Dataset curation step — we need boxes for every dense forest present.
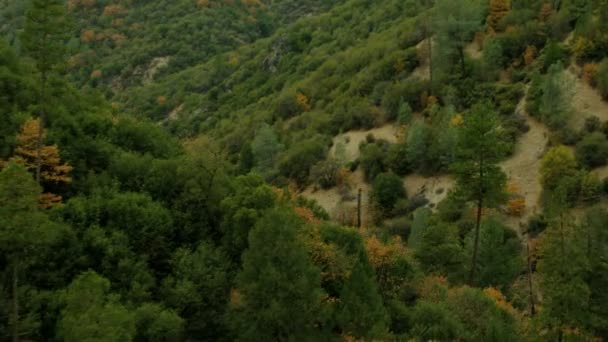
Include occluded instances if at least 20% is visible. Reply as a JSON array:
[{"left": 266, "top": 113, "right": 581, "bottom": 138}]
[{"left": 1, "top": 0, "right": 608, "bottom": 340}]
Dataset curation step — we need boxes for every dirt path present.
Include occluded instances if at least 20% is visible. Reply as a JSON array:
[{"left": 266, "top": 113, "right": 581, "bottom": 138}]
[
  {"left": 568, "top": 69, "right": 608, "bottom": 129},
  {"left": 500, "top": 91, "right": 549, "bottom": 228}
]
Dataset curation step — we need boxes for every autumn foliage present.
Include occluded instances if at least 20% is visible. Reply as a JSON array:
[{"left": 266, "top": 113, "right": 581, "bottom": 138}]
[
  {"left": 7, "top": 118, "right": 72, "bottom": 207},
  {"left": 487, "top": 0, "right": 510, "bottom": 31}
]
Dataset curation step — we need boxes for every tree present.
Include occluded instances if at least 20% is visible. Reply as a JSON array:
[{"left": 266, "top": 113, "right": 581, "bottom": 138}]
[
  {"left": 453, "top": 103, "right": 507, "bottom": 285},
  {"left": 336, "top": 259, "right": 388, "bottom": 339},
  {"left": 583, "top": 208, "right": 608, "bottom": 338},
  {"left": 407, "top": 121, "right": 431, "bottom": 171},
  {"left": 540, "top": 145, "right": 578, "bottom": 190},
  {"left": 465, "top": 218, "right": 522, "bottom": 290},
  {"left": 251, "top": 124, "right": 283, "bottom": 181},
  {"left": 411, "top": 301, "right": 463, "bottom": 341},
  {"left": 21, "top": 0, "right": 70, "bottom": 184},
  {"left": 372, "top": 172, "right": 406, "bottom": 213},
  {"left": 488, "top": 0, "right": 511, "bottom": 31},
  {"left": 537, "top": 187, "right": 590, "bottom": 340},
  {"left": 0, "top": 40, "right": 31, "bottom": 159},
  {"left": 434, "top": 0, "right": 483, "bottom": 76},
  {"left": 220, "top": 174, "right": 276, "bottom": 262},
  {"left": 360, "top": 142, "right": 387, "bottom": 182},
  {"left": 0, "top": 163, "right": 60, "bottom": 342},
  {"left": 58, "top": 271, "right": 136, "bottom": 342},
  {"left": 230, "top": 208, "right": 327, "bottom": 341},
  {"left": 161, "top": 242, "right": 231, "bottom": 339},
  {"left": 540, "top": 62, "right": 574, "bottom": 129},
  {"left": 134, "top": 303, "right": 184, "bottom": 342},
  {"left": 415, "top": 220, "right": 466, "bottom": 283},
  {"left": 10, "top": 118, "right": 72, "bottom": 208},
  {"left": 575, "top": 132, "right": 608, "bottom": 168}
]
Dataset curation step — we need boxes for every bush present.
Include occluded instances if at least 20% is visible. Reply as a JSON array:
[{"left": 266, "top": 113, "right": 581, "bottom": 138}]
[
  {"left": 580, "top": 172, "right": 602, "bottom": 202},
  {"left": 360, "top": 142, "right": 388, "bottom": 182},
  {"left": 278, "top": 139, "right": 327, "bottom": 186},
  {"left": 386, "top": 143, "right": 410, "bottom": 176},
  {"left": 596, "top": 58, "right": 608, "bottom": 100},
  {"left": 372, "top": 172, "right": 407, "bottom": 213},
  {"left": 575, "top": 132, "right": 608, "bottom": 168},
  {"left": 309, "top": 158, "right": 341, "bottom": 189}
]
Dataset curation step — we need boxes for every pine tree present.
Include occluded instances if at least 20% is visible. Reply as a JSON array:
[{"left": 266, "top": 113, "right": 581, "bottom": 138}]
[
  {"left": 453, "top": 102, "right": 507, "bottom": 286},
  {"left": 0, "top": 163, "right": 60, "bottom": 341},
  {"left": 230, "top": 208, "right": 327, "bottom": 341},
  {"left": 336, "top": 258, "right": 388, "bottom": 339},
  {"left": 537, "top": 187, "right": 590, "bottom": 340},
  {"left": 59, "top": 271, "right": 136, "bottom": 342},
  {"left": 20, "top": 0, "right": 70, "bottom": 183}
]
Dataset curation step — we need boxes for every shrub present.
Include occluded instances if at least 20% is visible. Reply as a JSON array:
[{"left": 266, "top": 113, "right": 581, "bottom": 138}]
[
  {"left": 309, "top": 158, "right": 341, "bottom": 189},
  {"left": 580, "top": 172, "right": 602, "bottom": 202},
  {"left": 596, "top": 58, "right": 608, "bottom": 100},
  {"left": 360, "top": 142, "right": 388, "bottom": 182},
  {"left": 372, "top": 172, "right": 407, "bottom": 213},
  {"left": 575, "top": 132, "right": 608, "bottom": 168},
  {"left": 278, "top": 139, "right": 327, "bottom": 186}
]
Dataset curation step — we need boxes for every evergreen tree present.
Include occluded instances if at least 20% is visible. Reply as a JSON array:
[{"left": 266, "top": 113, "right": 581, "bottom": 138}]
[
  {"left": 434, "top": 0, "right": 483, "bottom": 76},
  {"left": 466, "top": 218, "right": 522, "bottom": 290},
  {"left": 58, "top": 271, "right": 136, "bottom": 342},
  {"left": 251, "top": 124, "right": 283, "bottom": 181},
  {"left": 20, "top": 0, "right": 70, "bottom": 183},
  {"left": 230, "top": 208, "right": 327, "bottom": 341},
  {"left": 0, "top": 163, "right": 61, "bottom": 342},
  {"left": 336, "top": 258, "right": 388, "bottom": 340},
  {"left": 537, "top": 187, "right": 590, "bottom": 340},
  {"left": 540, "top": 62, "right": 574, "bottom": 129},
  {"left": 453, "top": 102, "right": 507, "bottom": 286}
]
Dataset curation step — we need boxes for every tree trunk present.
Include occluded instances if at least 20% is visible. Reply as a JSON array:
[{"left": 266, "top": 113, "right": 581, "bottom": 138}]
[
  {"left": 12, "top": 262, "right": 19, "bottom": 342},
  {"left": 35, "top": 71, "right": 47, "bottom": 184},
  {"left": 458, "top": 46, "right": 466, "bottom": 77},
  {"left": 468, "top": 194, "right": 483, "bottom": 285},
  {"left": 468, "top": 155, "right": 484, "bottom": 285},
  {"left": 357, "top": 188, "right": 362, "bottom": 228}
]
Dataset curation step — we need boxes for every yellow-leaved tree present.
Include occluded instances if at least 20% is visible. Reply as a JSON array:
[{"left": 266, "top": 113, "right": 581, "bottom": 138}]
[{"left": 9, "top": 118, "right": 72, "bottom": 207}]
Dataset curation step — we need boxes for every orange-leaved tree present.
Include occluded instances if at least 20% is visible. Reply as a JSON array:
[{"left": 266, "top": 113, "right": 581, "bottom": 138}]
[{"left": 10, "top": 118, "right": 72, "bottom": 207}]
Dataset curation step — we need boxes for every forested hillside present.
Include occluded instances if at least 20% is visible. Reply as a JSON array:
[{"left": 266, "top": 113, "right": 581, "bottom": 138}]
[{"left": 1, "top": 0, "right": 608, "bottom": 341}]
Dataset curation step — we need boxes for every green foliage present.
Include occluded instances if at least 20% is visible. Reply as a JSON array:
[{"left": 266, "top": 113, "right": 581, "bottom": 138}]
[
  {"left": 21, "top": 0, "right": 71, "bottom": 74},
  {"left": 59, "top": 271, "right": 136, "bottom": 342},
  {"left": 407, "top": 121, "right": 432, "bottom": 172},
  {"left": 230, "top": 208, "right": 327, "bottom": 341},
  {"left": 360, "top": 141, "right": 388, "bottom": 182},
  {"left": 278, "top": 138, "right": 327, "bottom": 186},
  {"left": 411, "top": 301, "right": 463, "bottom": 341},
  {"left": 454, "top": 102, "right": 508, "bottom": 209},
  {"left": 596, "top": 58, "right": 608, "bottom": 100},
  {"left": 540, "top": 145, "right": 578, "bottom": 190},
  {"left": 372, "top": 172, "right": 407, "bottom": 213},
  {"left": 134, "top": 303, "right": 184, "bottom": 342},
  {"left": 575, "top": 132, "right": 608, "bottom": 168},
  {"left": 161, "top": 242, "right": 231, "bottom": 339},
  {"left": 537, "top": 193, "right": 590, "bottom": 338},
  {"left": 414, "top": 220, "right": 466, "bottom": 283},
  {"left": 465, "top": 218, "right": 522, "bottom": 290},
  {"left": 251, "top": 124, "right": 283, "bottom": 181},
  {"left": 220, "top": 174, "right": 276, "bottom": 262},
  {"left": 540, "top": 62, "right": 574, "bottom": 129},
  {"left": 336, "top": 260, "right": 388, "bottom": 339}
]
